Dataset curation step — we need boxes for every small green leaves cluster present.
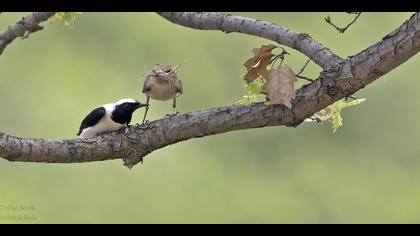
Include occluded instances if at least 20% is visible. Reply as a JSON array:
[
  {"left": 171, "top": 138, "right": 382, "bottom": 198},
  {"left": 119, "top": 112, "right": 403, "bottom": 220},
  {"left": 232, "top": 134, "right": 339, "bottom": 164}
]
[
  {"left": 235, "top": 76, "right": 265, "bottom": 105},
  {"left": 306, "top": 98, "right": 366, "bottom": 132},
  {"left": 50, "top": 12, "right": 82, "bottom": 28}
]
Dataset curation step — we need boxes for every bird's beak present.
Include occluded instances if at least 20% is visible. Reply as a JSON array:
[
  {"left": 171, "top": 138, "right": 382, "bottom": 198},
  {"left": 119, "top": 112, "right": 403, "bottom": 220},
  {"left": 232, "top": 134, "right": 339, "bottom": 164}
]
[{"left": 137, "top": 103, "right": 149, "bottom": 108}]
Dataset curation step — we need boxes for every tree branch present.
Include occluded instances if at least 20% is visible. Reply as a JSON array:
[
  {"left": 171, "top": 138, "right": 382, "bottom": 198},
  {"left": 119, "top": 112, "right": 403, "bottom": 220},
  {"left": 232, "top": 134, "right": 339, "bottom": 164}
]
[
  {"left": 0, "top": 12, "right": 56, "bottom": 55},
  {"left": 156, "top": 12, "right": 344, "bottom": 70},
  {"left": 1, "top": 13, "right": 420, "bottom": 168}
]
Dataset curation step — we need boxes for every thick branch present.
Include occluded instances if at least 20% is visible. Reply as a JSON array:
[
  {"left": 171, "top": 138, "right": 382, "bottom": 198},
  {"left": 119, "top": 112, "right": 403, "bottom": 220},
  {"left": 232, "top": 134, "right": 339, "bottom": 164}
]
[
  {"left": 0, "top": 12, "right": 56, "bottom": 55},
  {"left": 157, "top": 12, "right": 344, "bottom": 70},
  {"left": 1, "top": 13, "right": 420, "bottom": 168}
]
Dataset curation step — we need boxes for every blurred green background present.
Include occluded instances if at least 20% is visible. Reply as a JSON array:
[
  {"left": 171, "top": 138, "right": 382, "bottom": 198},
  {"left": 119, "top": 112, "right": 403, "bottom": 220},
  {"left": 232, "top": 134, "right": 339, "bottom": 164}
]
[{"left": 0, "top": 12, "right": 419, "bottom": 224}]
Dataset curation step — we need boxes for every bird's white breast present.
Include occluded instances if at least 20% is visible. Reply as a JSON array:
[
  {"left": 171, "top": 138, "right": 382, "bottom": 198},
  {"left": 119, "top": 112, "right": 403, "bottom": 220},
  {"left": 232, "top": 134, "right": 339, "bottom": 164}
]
[{"left": 79, "top": 104, "right": 126, "bottom": 138}]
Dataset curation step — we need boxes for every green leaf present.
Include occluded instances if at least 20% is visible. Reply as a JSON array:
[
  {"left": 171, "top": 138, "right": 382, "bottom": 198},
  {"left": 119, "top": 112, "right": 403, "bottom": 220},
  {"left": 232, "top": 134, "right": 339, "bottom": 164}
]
[
  {"left": 330, "top": 108, "right": 343, "bottom": 133},
  {"left": 50, "top": 12, "right": 82, "bottom": 29},
  {"left": 244, "top": 79, "right": 264, "bottom": 95},
  {"left": 235, "top": 77, "right": 265, "bottom": 105},
  {"left": 329, "top": 98, "right": 366, "bottom": 132},
  {"left": 235, "top": 95, "right": 260, "bottom": 105}
]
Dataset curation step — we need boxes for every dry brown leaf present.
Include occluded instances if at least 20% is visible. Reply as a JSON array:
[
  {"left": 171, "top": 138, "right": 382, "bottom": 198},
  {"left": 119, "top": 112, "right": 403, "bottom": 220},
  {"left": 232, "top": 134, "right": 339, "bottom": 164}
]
[
  {"left": 261, "top": 64, "right": 297, "bottom": 109},
  {"left": 243, "top": 44, "right": 277, "bottom": 83}
]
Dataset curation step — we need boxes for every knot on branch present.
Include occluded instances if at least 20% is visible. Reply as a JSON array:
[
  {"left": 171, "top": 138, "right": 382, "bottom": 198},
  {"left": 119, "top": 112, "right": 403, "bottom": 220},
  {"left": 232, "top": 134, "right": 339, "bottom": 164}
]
[
  {"left": 326, "top": 84, "right": 340, "bottom": 98},
  {"left": 117, "top": 128, "right": 151, "bottom": 169},
  {"left": 15, "top": 16, "right": 45, "bottom": 39},
  {"left": 123, "top": 148, "right": 149, "bottom": 169}
]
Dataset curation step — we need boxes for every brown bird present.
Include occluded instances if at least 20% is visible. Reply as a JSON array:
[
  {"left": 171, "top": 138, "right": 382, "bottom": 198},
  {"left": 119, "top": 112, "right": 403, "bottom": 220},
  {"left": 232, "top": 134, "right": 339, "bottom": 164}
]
[{"left": 142, "top": 63, "right": 183, "bottom": 123}]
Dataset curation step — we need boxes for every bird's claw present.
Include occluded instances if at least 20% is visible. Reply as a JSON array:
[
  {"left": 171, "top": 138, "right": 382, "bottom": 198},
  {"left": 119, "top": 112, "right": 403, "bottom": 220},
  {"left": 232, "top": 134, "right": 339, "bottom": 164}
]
[
  {"left": 137, "top": 120, "right": 150, "bottom": 126},
  {"left": 165, "top": 112, "right": 180, "bottom": 118},
  {"left": 122, "top": 126, "right": 130, "bottom": 134}
]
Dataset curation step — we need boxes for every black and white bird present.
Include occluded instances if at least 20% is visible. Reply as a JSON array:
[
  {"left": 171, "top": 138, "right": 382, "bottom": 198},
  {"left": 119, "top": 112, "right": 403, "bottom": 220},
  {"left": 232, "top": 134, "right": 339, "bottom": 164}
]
[{"left": 77, "top": 98, "right": 148, "bottom": 138}]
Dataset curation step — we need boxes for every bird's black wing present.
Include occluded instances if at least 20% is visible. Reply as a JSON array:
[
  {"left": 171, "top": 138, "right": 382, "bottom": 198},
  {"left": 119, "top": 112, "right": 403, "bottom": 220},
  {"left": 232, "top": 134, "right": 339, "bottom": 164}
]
[{"left": 77, "top": 107, "right": 106, "bottom": 135}]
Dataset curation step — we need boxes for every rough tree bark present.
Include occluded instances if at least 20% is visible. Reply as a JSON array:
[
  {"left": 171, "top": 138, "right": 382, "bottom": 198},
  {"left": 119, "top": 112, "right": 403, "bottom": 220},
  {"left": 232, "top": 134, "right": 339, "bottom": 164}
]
[
  {"left": 0, "top": 12, "right": 56, "bottom": 55},
  {"left": 0, "top": 12, "right": 419, "bottom": 168}
]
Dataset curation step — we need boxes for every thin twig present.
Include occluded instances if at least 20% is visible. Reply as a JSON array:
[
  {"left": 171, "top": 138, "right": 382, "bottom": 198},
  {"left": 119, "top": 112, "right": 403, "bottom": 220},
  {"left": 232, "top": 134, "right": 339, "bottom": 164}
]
[
  {"left": 305, "top": 116, "right": 323, "bottom": 123},
  {"left": 325, "top": 12, "right": 362, "bottom": 34},
  {"left": 296, "top": 59, "right": 310, "bottom": 76},
  {"left": 270, "top": 47, "right": 289, "bottom": 69},
  {"left": 295, "top": 59, "right": 314, "bottom": 81},
  {"left": 345, "top": 95, "right": 358, "bottom": 101},
  {"left": 296, "top": 75, "right": 314, "bottom": 82}
]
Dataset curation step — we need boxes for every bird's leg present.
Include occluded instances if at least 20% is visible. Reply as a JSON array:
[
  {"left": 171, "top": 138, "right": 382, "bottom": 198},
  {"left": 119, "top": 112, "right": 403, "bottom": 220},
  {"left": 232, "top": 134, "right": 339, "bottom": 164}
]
[
  {"left": 165, "top": 97, "right": 180, "bottom": 117},
  {"left": 173, "top": 97, "right": 178, "bottom": 115},
  {"left": 123, "top": 125, "right": 131, "bottom": 134},
  {"left": 141, "top": 96, "right": 150, "bottom": 124}
]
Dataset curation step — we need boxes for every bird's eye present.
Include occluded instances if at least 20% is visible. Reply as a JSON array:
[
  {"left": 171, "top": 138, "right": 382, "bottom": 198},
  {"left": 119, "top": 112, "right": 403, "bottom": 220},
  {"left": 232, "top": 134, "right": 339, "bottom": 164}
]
[{"left": 164, "top": 68, "right": 171, "bottom": 73}]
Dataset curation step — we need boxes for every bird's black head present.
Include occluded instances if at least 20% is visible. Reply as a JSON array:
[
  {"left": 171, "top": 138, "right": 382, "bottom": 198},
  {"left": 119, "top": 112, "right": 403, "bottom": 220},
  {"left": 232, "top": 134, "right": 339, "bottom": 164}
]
[{"left": 111, "top": 98, "right": 148, "bottom": 125}]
